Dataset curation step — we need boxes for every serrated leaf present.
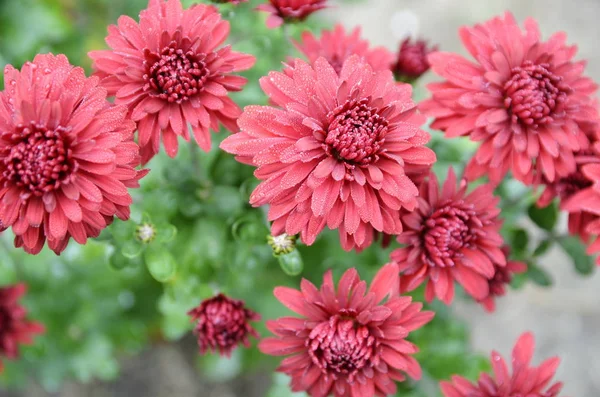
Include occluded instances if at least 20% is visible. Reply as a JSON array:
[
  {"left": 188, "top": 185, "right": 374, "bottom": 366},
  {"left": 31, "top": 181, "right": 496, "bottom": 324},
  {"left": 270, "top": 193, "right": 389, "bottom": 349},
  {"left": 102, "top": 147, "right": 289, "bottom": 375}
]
[{"left": 527, "top": 202, "right": 558, "bottom": 231}]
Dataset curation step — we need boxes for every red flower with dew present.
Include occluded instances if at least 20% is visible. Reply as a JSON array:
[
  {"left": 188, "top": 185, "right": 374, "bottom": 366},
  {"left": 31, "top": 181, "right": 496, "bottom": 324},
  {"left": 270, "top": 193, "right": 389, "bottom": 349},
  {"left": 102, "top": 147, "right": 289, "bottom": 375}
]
[
  {"left": 420, "top": 12, "right": 598, "bottom": 185},
  {"left": 478, "top": 247, "right": 527, "bottom": 313},
  {"left": 0, "top": 283, "right": 44, "bottom": 373},
  {"left": 294, "top": 24, "right": 395, "bottom": 74},
  {"left": 89, "top": 0, "right": 255, "bottom": 164},
  {"left": 259, "top": 263, "right": 434, "bottom": 397},
  {"left": 390, "top": 168, "right": 505, "bottom": 304},
  {"left": 538, "top": 122, "right": 600, "bottom": 242},
  {"left": 393, "top": 38, "right": 437, "bottom": 81},
  {"left": 0, "top": 54, "right": 146, "bottom": 255},
  {"left": 440, "top": 332, "right": 564, "bottom": 397},
  {"left": 562, "top": 163, "right": 600, "bottom": 265},
  {"left": 188, "top": 293, "right": 260, "bottom": 356},
  {"left": 257, "top": 0, "right": 327, "bottom": 29},
  {"left": 220, "top": 56, "right": 436, "bottom": 251}
]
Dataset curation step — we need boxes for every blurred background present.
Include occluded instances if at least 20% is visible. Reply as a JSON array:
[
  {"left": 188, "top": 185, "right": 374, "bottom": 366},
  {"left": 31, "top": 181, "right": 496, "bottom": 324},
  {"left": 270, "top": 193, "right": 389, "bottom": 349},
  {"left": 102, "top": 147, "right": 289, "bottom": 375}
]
[{"left": 1, "top": 0, "right": 599, "bottom": 396}]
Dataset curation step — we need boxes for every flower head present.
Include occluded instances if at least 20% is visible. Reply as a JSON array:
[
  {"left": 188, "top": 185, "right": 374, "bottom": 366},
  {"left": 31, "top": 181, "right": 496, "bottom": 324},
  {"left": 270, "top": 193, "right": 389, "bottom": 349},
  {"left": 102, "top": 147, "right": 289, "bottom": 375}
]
[
  {"left": 294, "top": 24, "right": 394, "bottom": 74},
  {"left": 478, "top": 247, "right": 527, "bottom": 312},
  {"left": 220, "top": 56, "right": 436, "bottom": 251},
  {"left": 393, "top": 38, "right": 437, "bottom": 81},
  {"left": 188, "top": 293, "right": 260, "bottom": 356},
  {"left": 259, "top": 263, "right": 434, "bottom": 397},
  {"left": 562, "top": 163, "right": 600, "bottom": 265},
  {"left": 0, "top": 54, "right": 146, "bottom": 255},
  {"left": 268, "top": 233, "right": 297, "bottom": 256},
  {"left": 440, "top": 332, "right": 564, "bottom": 397},
  {"left": 0, "top": 283, "right": 44, "bottom": 372},
  {"left": 420, "top": 12, "right": 598, "bottom": 185},
  {"left": 391, "top": 168, "right": 505, "bottom": 304},
  {"left": 89, "top": 0, "right": 255, "bottom": 164},
  {"left": 257, "top": 0, "right": 327, "bottom": 29}
]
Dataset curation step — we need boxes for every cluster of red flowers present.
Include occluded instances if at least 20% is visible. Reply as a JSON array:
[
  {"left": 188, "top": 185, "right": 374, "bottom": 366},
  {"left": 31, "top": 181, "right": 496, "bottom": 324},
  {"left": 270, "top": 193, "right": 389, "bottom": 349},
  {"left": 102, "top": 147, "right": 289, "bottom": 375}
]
[{"left": 2, "top": 0, "right": 595, "bottom": 394}]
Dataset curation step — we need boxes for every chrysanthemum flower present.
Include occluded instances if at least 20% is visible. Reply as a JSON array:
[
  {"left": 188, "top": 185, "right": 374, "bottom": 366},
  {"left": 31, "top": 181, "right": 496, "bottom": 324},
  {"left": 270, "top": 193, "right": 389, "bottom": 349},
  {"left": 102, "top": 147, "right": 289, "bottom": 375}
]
[
  {"left": 294, "top": 24, "right": 394, "bottom": 74},
  {"left": 562, "top": 163, "right": 600, "bottom": 265},
  {"left": 477, "top": 248, "right": 526, "bottom": 312},
  {"left": 221, "top": 56, "right": 436, "bottom": 251},
  {"left": 420, "top": 12, "right": 598, "bottom": 185},
  {"left": 0, "top": 283, "right": 44, "bottom": 373},
  {"left": 393, "top": 38, "right": 437, "bottom": 82},
  {"left": 391, "top": 168, "right": 505, "bottom": 304},
  {"left": 257, "top": 0, "right": 327, "bottom": 29},
  {"left": 188, "top": 293, "right": 260, "bottom": 356},
  {"left": 537, "top": 123, "right": 600, "bottom": 242},
  {"left": 259, "top": 263, "right": 434, "bottom": 397},
  {"left": 0, "top": 54, "right": 146, "bottom": 255},
  {"left": 440, "top": 332, "right": 564, "bottom": 397},
  {"left": 89, "top": 0, "right": 255, "bottom": 163}
]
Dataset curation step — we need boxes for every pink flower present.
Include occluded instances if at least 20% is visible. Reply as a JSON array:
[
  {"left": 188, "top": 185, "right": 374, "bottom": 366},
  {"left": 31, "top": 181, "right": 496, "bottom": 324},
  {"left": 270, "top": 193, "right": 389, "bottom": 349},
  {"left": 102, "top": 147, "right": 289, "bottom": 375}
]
[
  {"left": 478, "top": 248, "right": 527, "bottom": 312},
  {"left": 0, "top": 54, "right": 146, "bottom": 255},
  {"left": 562, "top": 163, "right": 600, "bottom": 265},
  {"left": 220, "top": 56, "right": 436, "bottom": 251},
  {"left": 257, "top": 0, "right": 327, "bottom": 29},
  {"left": 188, "top": 294, "right": 260, "bottom": 357},
  {"left": 391, "top": 168, "right": 505, "bottom": 304},
  {"left": 420, "top": 12, "right": 598, "bottom": 185},
  {"left": 89, "top": 0, "right": 255, "bottom": 164},
  {"left": 0, "top": 283, "right": 44, "bottom": 373},
  {"left": 259, "top": 263, "right": 434, "bottom": 397},
  {"left": 294, "top": 24, "right": 395, "bottom": 74},
  {"left": 393, "top": 38, "right": 437, "bottom": 81},
  {"left": 440, "top": 332, "right": 564, "bottom": 397}
]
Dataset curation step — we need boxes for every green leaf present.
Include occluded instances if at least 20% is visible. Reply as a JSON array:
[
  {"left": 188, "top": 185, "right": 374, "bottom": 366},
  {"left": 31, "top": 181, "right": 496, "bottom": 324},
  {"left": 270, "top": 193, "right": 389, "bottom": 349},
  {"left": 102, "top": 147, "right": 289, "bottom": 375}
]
[
  {"left": 558, "top": 236, "right": 595, "bottom": 275},
  {"left": 526, "top": 263, "right": 553, "bottom": 286},
  {"left": 533, "top": 238, "right": 552, "bottom": 257},
  {"left": 278, "top": 250, "right": 304, "bottom": 276},
  {"left": 144, "top": 246, "right": 177, "bottom": 282},
  {"left": 510, "top": 228, "right": 529, "bottom": 255},
  {"left": 156, "top": 223, "right": 177, "bottom": 243},
  {"left": 527, "top": 202, "right": 558, "bottom": 231},
  {"left": 121, "top": 240, "right": 143, "bottom": 259}
]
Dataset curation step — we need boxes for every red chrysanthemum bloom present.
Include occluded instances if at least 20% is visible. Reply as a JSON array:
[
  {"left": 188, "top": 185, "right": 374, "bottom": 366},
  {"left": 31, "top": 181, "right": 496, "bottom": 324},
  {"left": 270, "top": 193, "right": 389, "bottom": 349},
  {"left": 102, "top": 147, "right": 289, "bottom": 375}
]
[
  {"left": 477, "top": 247, "right": 527, "bottom": 312},
  {"left": 393, "top": 38, "right": 437, "bottom": 81},
  {"left": 0, "top": 283, "right": 44, "bottom": 373},
  {"left": 391, "top": 168, "right": 505, "bottom": 304},
  {"left": 188, "top": 293, "right": 260, "bottom": 357},
  {"left": 440, "top": 332, "right": 564, "bottom": 397},
  {"left": 259, "top": 263, "right": 434, "bottom": 397},
  {"left": 420, "top": 12, "right": 598, "bottom": 185},
  {"left": 0, "top": 54, "right": 146, "bottom": 255},
  {"left": 89, "top": 0, "right": 255, "bottom": 164},
  {"left": 220, "top": 56, "right": 436, "bottom": 251},
  {"left": 294, "top": 24, "right": 395, "bottom": 74},
  {"left": 538, "top": 122, "right": 600, "bottom": 244},
  {"left": 562, "top": 163, "right": 600, "bottom": 265},
  {"left": 257, "top": 0, "right": 327, "bottom": 29}
]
